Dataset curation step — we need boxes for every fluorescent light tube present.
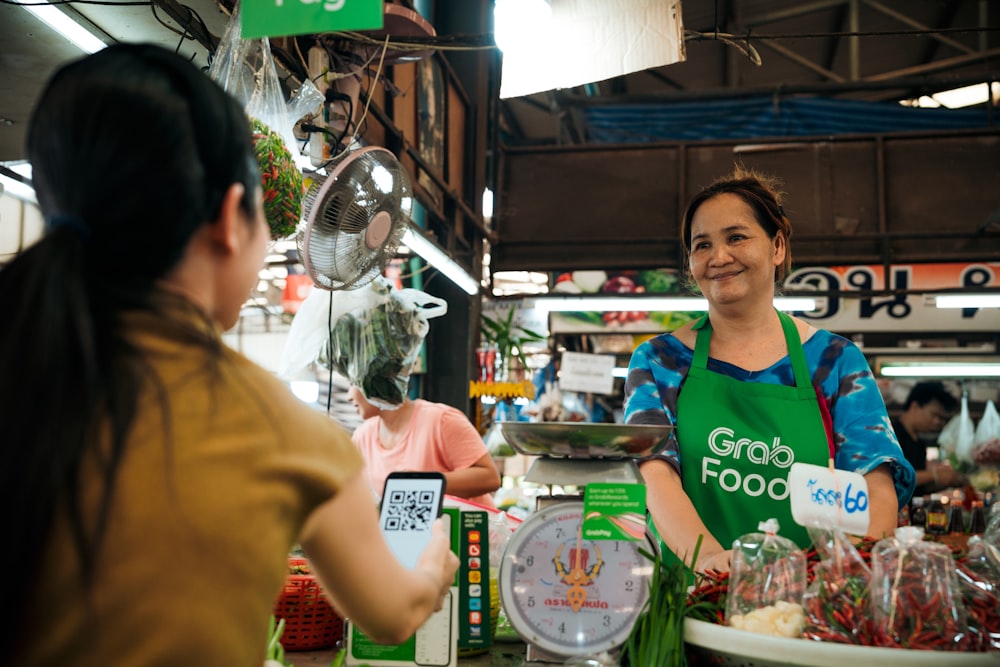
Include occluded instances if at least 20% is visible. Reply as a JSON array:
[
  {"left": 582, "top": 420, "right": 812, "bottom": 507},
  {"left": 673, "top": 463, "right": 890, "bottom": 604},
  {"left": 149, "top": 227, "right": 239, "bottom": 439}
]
[
  {"left": 0, "top": 173, "right": 37, "bottom": 204},
  {"left": 934, "top": 294, "right": 1000, "bottom": 309},
  {"left": 24, "top": 3, "right": 107, "bottom": 54},
  {"left": 401, "top": 228, "right": 480, "bottom": 295},
  {"left": 879, "top": 363, "right": 1000, "bottom": 378},
  {"left": 531, "top": 296, "right": 816, "bottom": 314}
]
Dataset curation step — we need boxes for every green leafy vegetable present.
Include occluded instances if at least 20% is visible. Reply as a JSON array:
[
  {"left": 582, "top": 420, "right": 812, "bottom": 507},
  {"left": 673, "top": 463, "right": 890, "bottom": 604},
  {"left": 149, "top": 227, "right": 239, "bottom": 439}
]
[
  {"left": 323, "top": 282, "right": 427, "bottom": 406},
  {"left": 265, "top": 615, "right": 292, "bottom": 666},
  {"left": 621, "top": 537, "right": 708, "bottom": 667}
]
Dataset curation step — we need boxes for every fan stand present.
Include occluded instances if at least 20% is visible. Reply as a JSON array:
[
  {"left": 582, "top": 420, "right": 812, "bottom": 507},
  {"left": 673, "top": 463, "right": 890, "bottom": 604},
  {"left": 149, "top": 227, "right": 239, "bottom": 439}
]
[{"left": 365, "top": 210, "right": 393, "bottom": 250}]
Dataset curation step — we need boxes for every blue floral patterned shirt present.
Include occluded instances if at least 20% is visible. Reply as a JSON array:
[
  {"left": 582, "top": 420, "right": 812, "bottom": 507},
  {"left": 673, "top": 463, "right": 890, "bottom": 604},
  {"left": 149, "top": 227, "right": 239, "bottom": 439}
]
[{"left": 624, "top": 328, "right": 916, "bottom": 508}]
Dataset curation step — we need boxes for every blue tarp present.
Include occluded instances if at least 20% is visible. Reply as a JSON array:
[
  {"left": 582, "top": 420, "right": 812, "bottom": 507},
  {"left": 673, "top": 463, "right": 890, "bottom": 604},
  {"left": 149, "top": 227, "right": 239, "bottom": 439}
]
[{"left": 583, "top": 96, "right": 996, "bottom": 143}]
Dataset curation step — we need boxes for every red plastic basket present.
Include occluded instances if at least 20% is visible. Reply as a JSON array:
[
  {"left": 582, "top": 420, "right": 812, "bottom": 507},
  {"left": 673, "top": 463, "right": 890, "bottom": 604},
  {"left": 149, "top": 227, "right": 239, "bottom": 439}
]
[{"left": 273, "top": 557, "right": 344, "bottom": 651}]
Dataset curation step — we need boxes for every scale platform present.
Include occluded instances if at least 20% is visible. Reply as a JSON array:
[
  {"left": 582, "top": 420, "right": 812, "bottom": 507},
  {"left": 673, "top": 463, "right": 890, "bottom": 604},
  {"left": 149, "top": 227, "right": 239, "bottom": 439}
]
[{"left": 500, "top": 422, "right": 673, "bottom": 487}]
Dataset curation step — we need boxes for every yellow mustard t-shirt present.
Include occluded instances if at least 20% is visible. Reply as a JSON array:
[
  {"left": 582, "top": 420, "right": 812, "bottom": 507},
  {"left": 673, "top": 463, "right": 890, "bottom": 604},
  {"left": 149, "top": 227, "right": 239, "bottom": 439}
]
[{"left": 17, "top": 304, "right": 362, "bottom": 666}]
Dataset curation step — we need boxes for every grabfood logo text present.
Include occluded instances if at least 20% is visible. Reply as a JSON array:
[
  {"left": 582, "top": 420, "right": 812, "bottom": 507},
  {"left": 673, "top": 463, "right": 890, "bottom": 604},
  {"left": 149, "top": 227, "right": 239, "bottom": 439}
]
[{"left": 701, "top": 426, "right": 794, "bottom": 500}]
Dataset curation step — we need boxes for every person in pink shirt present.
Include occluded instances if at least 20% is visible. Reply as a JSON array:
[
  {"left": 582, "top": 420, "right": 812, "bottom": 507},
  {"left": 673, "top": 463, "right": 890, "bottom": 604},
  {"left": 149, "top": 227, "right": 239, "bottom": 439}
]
[{"left": 348, "top": 387, "right": 502, "bottom": 508}]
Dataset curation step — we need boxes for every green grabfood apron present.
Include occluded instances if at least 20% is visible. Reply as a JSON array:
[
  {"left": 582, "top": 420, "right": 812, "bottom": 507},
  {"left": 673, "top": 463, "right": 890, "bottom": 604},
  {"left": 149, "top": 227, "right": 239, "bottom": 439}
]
[{"left": 661, "top": 310, "right": 831, "bottom": 556}]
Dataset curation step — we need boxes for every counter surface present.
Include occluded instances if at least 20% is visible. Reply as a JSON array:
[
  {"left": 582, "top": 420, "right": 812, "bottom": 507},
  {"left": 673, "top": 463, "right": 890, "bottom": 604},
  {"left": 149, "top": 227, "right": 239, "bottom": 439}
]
[{"left": 285, "top": 640, "right": 527, "bottom": 666}]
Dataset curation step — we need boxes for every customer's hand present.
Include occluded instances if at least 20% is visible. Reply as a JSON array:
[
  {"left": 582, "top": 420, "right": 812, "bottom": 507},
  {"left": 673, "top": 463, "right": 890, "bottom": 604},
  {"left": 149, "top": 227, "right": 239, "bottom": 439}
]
[
  {"left": 929, "top": 462, "right": 966, "bottom": 489},
  {"left": 416, "top": 518, "right": 459, "bottom": 610}
]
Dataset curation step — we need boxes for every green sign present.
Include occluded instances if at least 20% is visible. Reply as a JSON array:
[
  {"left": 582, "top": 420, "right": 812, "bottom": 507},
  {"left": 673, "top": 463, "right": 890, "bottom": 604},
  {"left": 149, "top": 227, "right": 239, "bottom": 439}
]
[
  {"left": 242, "top": 0, "right": 384, "bottom": 39},
  {"left": 582, "top": 483, "right": 647, "bottom": 541}
]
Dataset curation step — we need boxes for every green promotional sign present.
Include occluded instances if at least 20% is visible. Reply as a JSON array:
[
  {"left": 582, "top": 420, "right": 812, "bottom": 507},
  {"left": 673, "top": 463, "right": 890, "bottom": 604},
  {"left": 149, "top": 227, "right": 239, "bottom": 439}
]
[
  {"left": 242, "top": 0, "right": 384, "bottom": 39},
  {"left": 582, "top": 483, "right": 647, "bottom": 541}
]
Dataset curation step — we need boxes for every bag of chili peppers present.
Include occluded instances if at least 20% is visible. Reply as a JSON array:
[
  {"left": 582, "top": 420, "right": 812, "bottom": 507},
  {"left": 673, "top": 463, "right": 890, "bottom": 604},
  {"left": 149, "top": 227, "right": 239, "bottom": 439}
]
[
  {"left": 800, "top": 527, "right": 874, "bottom": 645},
  {"left": 209, "top": 3, "right": 319, "bottom": 239},
  {"left": 956, "top": 536, "right": 1000, "bottom": 651},
  {"left": 870, "top": 526, "right": 970, "bottom": 651},
  {"left": 724, "top": 518, "right": 808, "bottom": 638}
]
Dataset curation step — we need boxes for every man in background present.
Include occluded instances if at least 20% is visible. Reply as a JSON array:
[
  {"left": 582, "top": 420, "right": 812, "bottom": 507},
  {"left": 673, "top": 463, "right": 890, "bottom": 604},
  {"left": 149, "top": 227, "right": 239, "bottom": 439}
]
[{"left": 892, "top": 381, "right": 965, "bottom": 495}]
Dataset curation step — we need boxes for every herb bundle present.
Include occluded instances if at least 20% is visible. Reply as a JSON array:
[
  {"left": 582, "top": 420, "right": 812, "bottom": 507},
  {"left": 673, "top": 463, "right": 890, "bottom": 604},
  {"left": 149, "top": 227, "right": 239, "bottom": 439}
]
[{"left": 620, "top": 539, "right": 707, "bottom": 667}]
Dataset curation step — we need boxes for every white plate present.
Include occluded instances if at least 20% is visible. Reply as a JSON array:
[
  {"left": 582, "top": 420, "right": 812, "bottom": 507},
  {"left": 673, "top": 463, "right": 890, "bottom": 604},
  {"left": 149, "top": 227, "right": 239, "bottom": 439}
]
[{"left": 684, "top": 618, "right": 1000, "bottom": 667}]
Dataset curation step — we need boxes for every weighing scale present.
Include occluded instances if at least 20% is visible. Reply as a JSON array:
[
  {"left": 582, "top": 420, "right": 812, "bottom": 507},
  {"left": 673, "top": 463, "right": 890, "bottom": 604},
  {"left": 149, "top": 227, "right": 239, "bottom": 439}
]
[{"left": 497, "top": 422, "right": 673, "bottom": 664}]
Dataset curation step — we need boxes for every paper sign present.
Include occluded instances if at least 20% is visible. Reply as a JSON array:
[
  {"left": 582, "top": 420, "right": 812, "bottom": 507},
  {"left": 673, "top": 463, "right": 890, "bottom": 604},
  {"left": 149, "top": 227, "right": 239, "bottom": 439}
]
[
  {"left": 582, "top": 483, "right": 647, "bottom": 541},
  {"left": 242, "top": 0, "right": 384, "bottom": 39},
  {"left": 559, "top": 351, "right": 615, "bottom": 395},
  {"left": 788, "top": 462, "right": 870, "bottom": 536}
]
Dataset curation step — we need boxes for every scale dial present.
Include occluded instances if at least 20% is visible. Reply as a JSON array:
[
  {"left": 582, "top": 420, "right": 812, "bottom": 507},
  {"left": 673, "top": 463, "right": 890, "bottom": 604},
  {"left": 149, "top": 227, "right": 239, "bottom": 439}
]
[{"left": 499, "top": 501, "right": 655, "bottom": 658}]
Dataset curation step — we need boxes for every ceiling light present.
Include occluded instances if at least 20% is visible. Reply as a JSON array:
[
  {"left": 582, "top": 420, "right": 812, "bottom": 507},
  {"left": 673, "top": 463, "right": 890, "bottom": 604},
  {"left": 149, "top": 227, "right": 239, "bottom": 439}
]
[
  {"left": 878, "top": 362, "right": 1000, "bottom": 378},
  {"left": 289, "top": 381, "right": 320, "bottom": 404},
  {"left": 24, "top": 3, "right": 108, "bottom": 54},
  {"left": 401, "top": 227, "right": 480, "bottom": 295},
  {"left": 530, "top": 296, "right": 817, "bottom": 314},
  {"left": 493, "top": 0, "right": 551, "bottom": 53},
  {"left": 934, "top": 294, "right": 1000, "bottom": 309},
  {"left": 0, "top": 173, "right": 37, "bottom": 204}
]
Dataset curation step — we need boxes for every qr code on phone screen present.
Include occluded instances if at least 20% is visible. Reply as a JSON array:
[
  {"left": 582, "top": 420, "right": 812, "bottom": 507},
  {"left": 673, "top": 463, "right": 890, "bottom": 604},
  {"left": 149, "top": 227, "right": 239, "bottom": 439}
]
[{"left": 383, "top": 490, "right": 436, "bottom": 531}]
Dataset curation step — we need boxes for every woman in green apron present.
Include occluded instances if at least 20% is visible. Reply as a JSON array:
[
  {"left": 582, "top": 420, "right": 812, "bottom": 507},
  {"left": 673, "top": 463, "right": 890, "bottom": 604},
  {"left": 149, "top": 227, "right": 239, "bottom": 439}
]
[{"left": 624, "top": 167, "right": 915, "bottom": 573}]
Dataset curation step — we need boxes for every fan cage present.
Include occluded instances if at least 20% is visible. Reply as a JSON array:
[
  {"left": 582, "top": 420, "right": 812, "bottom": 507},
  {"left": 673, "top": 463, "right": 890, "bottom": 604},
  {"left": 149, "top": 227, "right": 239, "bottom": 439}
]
[{"left": 298, "top": 146, "right": 412, "bottom": 291}]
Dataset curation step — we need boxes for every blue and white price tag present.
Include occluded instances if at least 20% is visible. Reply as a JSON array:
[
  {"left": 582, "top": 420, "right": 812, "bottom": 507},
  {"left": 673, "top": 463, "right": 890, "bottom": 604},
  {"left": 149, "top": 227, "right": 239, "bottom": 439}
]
[{"left": 788, "top": 462, "right": 870, "bottom": 535}]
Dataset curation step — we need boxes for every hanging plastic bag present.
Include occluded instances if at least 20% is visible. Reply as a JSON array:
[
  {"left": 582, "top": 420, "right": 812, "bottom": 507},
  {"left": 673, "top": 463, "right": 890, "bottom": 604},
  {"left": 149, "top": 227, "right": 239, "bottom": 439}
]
[
  {"left": 801, "top": 527, "right": 874, "bottom": 644},
  {"left": 870, "top": 526, "right": 970, "bottom": 650},
  {"left": 319, "top": 277, "right": 446, "bottom": 408},
  {"left": 939, "top": 392, "right": 976, "bottom": 467},
  {"left": 724, "top": 518, "right": 809, "bottom": 638},
  {"left": 973, "top": 400, "right": 1000, "bottom": 466},
  {"left": 278, "top": 283, "right": 379, "bottom": 380},
  {"left": 208, "top": 2, "right": 322, "bottom": 239}
]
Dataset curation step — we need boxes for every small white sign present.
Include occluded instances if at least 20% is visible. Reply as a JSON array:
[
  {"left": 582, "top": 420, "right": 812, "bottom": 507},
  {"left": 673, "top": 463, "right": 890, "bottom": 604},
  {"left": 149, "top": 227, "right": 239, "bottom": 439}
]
[
  {"left": 788, "top": 462, "right": 870, "bottom": 536},
  {"left": 559, "top": 351, "right": 615, "bottom": 395}
]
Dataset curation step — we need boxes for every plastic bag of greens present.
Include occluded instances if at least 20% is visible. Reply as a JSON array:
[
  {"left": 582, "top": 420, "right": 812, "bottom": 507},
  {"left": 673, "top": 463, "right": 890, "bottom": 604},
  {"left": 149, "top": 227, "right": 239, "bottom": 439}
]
[
  {"left": 321, "top": 277, "right": 446, "bottom": 408},
  {"left": 277, "top": 281, "right": 381, "bottom": 381},
  {"left": 801, "top": 527, "right": 874, "bottom": 644},
  {"left": 870, "top": 526, "right": 970, "bottom": 650},
  {"left": 725, "top": 518, "right": 808, "bottom": 638}
]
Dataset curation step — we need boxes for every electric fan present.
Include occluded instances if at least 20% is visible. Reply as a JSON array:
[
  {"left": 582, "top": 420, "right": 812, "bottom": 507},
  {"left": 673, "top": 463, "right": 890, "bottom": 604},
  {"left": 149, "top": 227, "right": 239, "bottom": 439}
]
[{"left": 297, "top": 145, "right": 412, "bottom": 291}]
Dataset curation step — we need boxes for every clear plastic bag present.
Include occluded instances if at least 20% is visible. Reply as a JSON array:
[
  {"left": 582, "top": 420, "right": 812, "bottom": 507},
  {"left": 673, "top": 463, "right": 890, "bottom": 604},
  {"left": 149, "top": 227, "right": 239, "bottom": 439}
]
[
  {"left": 208, "top": 3, "right": 323, "bottom": 239},
  {"left": 870, "top": 526, "right": 969, "bottom": 650},
  {"left": 956, "top": 536, "right": 1000, "bottom": 650},
  {"left": 320, "top": 277, "right": 446, "bottom": 409},
  {"left": 939, "top": 393, "right": 976, "bottom": 466},
  {"left": 277, "top": 282, "right": 381, "bottom": 380},
  {"left": 801, "top": 527, "right": 873, "bottom": 644},
  {"left": 724, "top": 518, "right": 808, "bottom": 637},
  {"left": 973, "top": 400, "right": 1000, "bottom": 465}
]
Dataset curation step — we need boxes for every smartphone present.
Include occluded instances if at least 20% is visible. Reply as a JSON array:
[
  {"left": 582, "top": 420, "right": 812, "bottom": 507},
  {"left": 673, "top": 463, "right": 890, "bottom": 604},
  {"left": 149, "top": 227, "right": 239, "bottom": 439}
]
[{"left": 378, "top": 471, "right": 447, "bottom": 570}]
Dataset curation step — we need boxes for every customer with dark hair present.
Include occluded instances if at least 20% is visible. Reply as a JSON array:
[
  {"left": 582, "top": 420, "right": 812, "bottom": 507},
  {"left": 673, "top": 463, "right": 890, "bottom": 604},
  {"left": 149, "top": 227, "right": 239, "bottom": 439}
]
[
  {"left": 624, "top": 166, "right": 915, "bottom": 573},
  {"left": 2, "top": 44, "right": 456, "bottom": 666},
  {"left": 893, "top": 381, "right": 965, "bottom": 494}
]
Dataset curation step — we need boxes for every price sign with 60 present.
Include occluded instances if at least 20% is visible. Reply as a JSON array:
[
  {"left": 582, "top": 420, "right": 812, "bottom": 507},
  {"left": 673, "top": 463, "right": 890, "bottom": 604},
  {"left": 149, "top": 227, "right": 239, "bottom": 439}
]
[{"left": 788, "top": 462, "right": 870, "bottom": 535}]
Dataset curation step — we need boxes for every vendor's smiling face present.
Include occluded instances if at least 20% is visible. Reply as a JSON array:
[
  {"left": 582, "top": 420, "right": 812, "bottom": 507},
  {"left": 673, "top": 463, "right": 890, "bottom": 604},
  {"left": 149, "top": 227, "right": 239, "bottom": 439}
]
[{"left": 688, "top": 193, "right": 785, "bottom": 307}]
